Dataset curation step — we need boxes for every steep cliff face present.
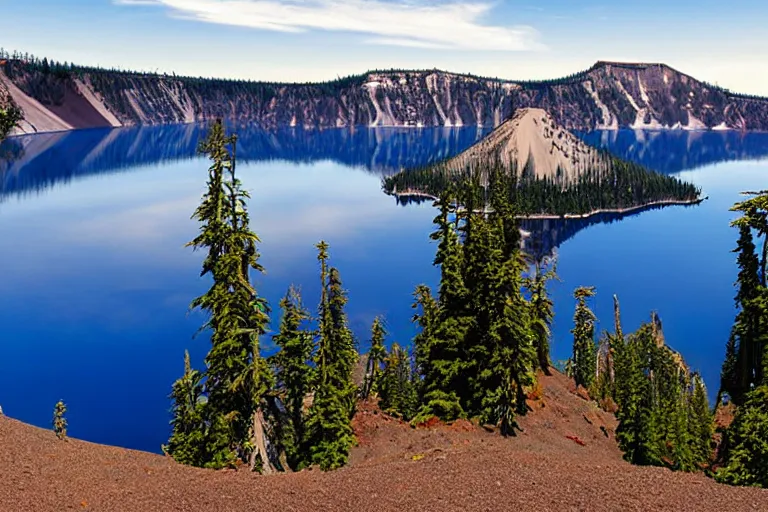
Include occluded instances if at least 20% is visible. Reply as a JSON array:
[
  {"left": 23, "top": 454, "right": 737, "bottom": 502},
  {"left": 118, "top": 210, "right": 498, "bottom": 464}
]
[{"left": 3, "top": 59, "right": 767, "bottom": 135}]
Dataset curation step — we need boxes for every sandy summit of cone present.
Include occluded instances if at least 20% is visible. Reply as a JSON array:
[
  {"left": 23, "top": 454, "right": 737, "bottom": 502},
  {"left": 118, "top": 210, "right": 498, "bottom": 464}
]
[{"left": 444, "top": 108, "right": 605, "bottom": 180}]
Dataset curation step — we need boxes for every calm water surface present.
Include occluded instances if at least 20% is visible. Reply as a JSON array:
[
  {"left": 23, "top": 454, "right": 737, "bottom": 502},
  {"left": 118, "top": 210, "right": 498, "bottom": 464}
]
[{"left": 0, "top": 125, "right": 766, "bottom": 453}]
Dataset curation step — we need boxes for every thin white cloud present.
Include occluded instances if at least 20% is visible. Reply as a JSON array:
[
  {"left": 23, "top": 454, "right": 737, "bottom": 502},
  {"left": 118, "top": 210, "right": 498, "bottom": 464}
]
[
  {"left": 114, "top": 0, "right": 160, "bottom": 5},
  {"left": 115, "top": 0, "right": 544, "bottom": 51}
]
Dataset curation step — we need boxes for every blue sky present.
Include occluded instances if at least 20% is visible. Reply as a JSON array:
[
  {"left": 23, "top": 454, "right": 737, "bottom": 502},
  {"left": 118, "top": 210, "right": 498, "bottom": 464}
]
[{"left": 2, "top": 0, "right": 767, "bottom": 94}]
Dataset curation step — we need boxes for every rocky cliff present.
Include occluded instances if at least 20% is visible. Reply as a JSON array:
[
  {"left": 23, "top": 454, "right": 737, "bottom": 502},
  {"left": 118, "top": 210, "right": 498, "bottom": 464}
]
[{"left": 2, "top": 59, "right": 767, "bottom": 135}]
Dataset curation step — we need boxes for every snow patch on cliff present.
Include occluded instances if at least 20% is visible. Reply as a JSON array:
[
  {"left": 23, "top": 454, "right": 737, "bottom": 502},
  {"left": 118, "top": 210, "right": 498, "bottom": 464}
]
[
  {"left": 583, "top": 81, "right": 617, "bottom": 129},
  {"left": 684, "top": 112, "right": 707, "bottom": 131},
  {"left": 638, "top": 76, "right": 651, "bottom": 105},
  {"left": 615, "top": 79, "right": 641, "bottom": 111}
]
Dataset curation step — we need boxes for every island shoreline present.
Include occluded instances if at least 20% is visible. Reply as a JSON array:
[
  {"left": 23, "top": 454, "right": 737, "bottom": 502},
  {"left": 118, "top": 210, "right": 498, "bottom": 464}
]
[{"left": 390, "top": 190, "right": 707, "bottom": 219}]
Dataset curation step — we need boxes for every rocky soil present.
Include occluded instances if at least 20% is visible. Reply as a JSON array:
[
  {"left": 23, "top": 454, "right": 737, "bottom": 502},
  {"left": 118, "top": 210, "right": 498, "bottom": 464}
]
[{"left": 1, "top": 370, "right": 766, "bottom": 511}]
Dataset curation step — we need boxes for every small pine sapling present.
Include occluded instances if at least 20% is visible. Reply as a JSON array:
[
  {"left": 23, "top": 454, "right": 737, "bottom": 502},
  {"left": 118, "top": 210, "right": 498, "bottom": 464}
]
[{"left": 53, "top": 400, "right": 68, "bottom": 440}]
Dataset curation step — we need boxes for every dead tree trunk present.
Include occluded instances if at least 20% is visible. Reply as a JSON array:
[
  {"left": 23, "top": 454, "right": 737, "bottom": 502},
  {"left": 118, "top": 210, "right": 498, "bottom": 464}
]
[{"left": 249, "top": 408, "right": 274, "bottom": 474}]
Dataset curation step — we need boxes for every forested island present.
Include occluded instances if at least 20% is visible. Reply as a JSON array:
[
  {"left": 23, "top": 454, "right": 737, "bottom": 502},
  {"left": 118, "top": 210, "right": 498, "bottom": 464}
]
[{"left": 383, "top": 108, "right": 702, "bottom": 217}]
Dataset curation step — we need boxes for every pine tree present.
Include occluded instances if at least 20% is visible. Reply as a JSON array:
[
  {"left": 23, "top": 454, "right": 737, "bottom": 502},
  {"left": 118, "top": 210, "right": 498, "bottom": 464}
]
[
  {"left": 715, "top": 193, "right": 768, "bottom": 487},
  {"left": 379, "top": 343, "right": 418, "bottom": 420},
  {"left": 614, "top": 327, "right": 650, "bottom": 464},
  {"left": 271, "top": 286, "right": 313, "bottom": 471},
  {"left": 165, "top": 351, "right": 206, "bottom": 465},
  {"left": 183, "top": 120, "right": 273, "bottom": 471},
  {"left": 524, "top": 256, "right": 557, "bottom": 375},
  {"left": 412, "top": 190, "right": 469, "bottom": 423},
  {"left": 571, "top": 286, "right": 597, "bottom": 390},
  {"left": 718, "top": 332, "right": 738, "bottom": 406},
  {"left": 724, "top": 223, "right": 763, "bottom": 404},
  {"left": 52, "top": 400, "right": 67, "bottom": 440},
  {"left": 411, "top": 284, "right": 438, "bottom": 404},
  {"left": 715, "top": 383, "right": 768, "bottom": 487},
  {"left": 482, "top": 179, "right": 537, "bottom": 434},
  {"left": 304, "top": 242, "right": 357, "bottom": 471},
  {"left": 689, "top": 373, "right": 713, "bottom": 466},
  {"left": 362, "top": 317, "right": 387, "bottom": 399}
]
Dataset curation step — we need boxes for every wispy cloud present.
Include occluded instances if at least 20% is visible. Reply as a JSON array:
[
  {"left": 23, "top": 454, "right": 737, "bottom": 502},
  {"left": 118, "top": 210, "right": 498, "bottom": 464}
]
[{"left": 115, "top": 0, "right": 544, "bottom": 51}]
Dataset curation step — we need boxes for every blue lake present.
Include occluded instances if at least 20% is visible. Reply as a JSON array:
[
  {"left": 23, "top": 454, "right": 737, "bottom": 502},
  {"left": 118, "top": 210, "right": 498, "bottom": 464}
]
[{"left": 0, "top": 125, "right": 766, "bottom": 454}]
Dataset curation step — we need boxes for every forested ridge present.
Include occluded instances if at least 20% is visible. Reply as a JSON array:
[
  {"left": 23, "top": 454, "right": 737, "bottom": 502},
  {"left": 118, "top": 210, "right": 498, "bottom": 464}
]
[{"left": 3, "top": 48, "right": 768, "bottom": 133}]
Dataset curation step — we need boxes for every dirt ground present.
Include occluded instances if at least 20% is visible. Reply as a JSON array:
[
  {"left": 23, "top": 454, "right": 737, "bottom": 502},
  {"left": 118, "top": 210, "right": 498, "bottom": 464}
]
[{"left": 1, "top": 370, "right": 766, "bottom": 512}]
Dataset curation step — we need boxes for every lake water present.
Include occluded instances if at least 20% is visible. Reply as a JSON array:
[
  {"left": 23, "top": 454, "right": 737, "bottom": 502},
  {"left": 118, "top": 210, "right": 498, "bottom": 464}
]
[{"left": 1, "top": 125, "right": 766, "bottom": 454}]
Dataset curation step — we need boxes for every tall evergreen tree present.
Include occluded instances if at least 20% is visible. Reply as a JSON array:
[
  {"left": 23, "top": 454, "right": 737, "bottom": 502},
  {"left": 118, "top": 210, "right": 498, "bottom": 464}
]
[
  {"left": 182, "top": 120, "right": 273, "bottom": 471},
  {"left": 613, "top": 318, "right": 711, "bottom": 472},
  {"left": 724, "top": 224, "right": 763, "bottom": 404},
  {"left": 689, "top": 373, "right": 713, "bottom": 466},
  {"left": 614, "top": 327, "right": 647, "bottom": 464},
  {"left": 524, "top": 256, "right": 557, "bottom": 375},
  {"left": 412, "top": 190, "right": 469, "bottom": 423},
  {"left": 716, "top": 368, "right": 768, "bottom": 487},
  {"left": 716, "top": 190, "right": 768, "bottom": 411},
  {"left": 571, "top": 286, "right": 597, "bottom": 390},
  {"left": 379, "top": 343, "right": 418, "bottom": 420},
  {"left": 362, "top": 317, "right": 387, "bottom": 399},
  {"left": 271, "top": 286, "right": 313, "bottom": 471},
  {"left": 304, "top": 242, "right": 357, "bottom": 471},
  {"left": 411, "top": 284, "right": 438, "bottom": 405},
  {"left": 482, "top": 176, "right": 537, "bottom": 433}
]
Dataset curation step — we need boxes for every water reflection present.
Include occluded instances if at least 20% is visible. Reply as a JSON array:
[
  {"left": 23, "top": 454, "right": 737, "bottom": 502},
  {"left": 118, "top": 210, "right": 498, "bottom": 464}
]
[
  {"left": 580, "top": 129, "right": 768, "bottom": 174},
  {"left": 0, "top": 124, "right": 490, "bottom": 200}
]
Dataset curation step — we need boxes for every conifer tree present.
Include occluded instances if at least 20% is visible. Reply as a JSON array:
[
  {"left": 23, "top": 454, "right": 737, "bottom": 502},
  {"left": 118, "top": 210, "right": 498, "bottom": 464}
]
[
  {"left": 379, "top": 343, "right": 418, "bottom": 420},
  {"left": 411, "top": 284, "right": 438, "bottom": 402},
  {"left": 595, "top": 295, "right": 622, "bottom": 402},
  {"left": 613, "top": 318, "right": 711, "bottom": 472},
  {"left": 689, "top": 373, "right": 713, "bottom": 466},
  {"left": 482, "top": 176, "right": 537, "bottom": 434},
  {"left": 614, "top": 326, "right": 651, "bottom": 464},
  {"left": 52, "top": 400, "right": 67, "bottom": 440},
  {"left": 412, "top": 190, "right": 469, "bottom": 423},
  {"left": 524, "top": 256, "right": 557, "bottom": 375},
  {"left": 165, "top": 351, "right": 206, "bottom": 465},
  {"left": 270, "top": 286, "right": 313, "bottom": 471},
  {"left": 718, "top": 332, "right": 738, "bottom": 406},
  {"left": 304, "top": 242, "right": 357, "bottom": 471},
  {"left": 715, "top": 371, "right": 768, "bottom": 487},
  {"left": 571, "top": 286, "right": 597, "bottom": 390},
  {"left": 184, "top": 120, "right": 273, "bottom": 471},
  {"left": 724, "top": 223, "right": 763, "bottom": 404},
  {"left": 362, "top": 317, "right": 387, "bottom": 399}
]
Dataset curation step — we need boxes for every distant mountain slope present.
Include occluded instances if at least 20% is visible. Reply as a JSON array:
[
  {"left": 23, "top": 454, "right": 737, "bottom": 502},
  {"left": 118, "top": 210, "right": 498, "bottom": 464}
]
[{"left": 2, "top": 57, "right": 768, "bottom": 135}]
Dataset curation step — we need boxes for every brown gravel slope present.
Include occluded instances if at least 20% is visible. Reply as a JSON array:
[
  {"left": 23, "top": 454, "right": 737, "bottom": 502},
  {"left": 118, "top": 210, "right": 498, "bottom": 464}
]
[{"left": 2, "top": 371, "right": 767, "bottom": 512}]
